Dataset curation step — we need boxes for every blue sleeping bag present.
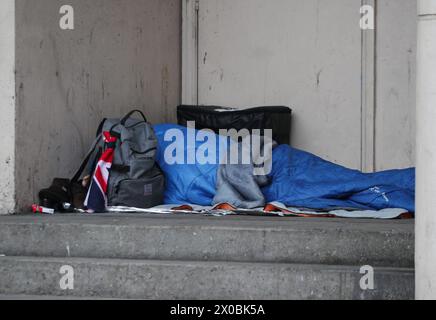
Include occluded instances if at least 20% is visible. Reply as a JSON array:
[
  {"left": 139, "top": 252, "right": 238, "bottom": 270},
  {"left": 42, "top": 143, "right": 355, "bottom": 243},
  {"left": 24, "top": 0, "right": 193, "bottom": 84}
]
[{"left": 154, "top": 124, "right": 415, "bottom": 212}]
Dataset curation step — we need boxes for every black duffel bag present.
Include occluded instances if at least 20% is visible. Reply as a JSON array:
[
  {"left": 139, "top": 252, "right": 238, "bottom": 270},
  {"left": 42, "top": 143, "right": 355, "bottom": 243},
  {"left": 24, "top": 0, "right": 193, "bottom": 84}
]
[{"left": 177, "top": 105, "right": 292, "bottom": 145}]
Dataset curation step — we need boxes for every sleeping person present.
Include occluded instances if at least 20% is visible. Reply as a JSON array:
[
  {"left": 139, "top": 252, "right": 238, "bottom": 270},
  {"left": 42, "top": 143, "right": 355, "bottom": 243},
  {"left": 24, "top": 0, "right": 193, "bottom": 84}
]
[{"left": 153, "top": 124, "right": 415, "bottom": 214}]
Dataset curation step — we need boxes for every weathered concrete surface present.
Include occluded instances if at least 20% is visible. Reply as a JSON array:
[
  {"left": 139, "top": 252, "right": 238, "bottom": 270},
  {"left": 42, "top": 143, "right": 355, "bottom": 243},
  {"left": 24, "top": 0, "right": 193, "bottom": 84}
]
[
  {"left": 194, "top": 0, "right": 418, "bottom": 171},
  {"left": 416, "top": 0, "right": 436, "bottom": 300},
  {"left": 0, "top": 214, "right": 414, "bottom": 267},
  {"left": 0, "top": 294, "right": 117, "bottom": 300},
  {"left": 0, "top": 256, "right": 414, "bottom": 300},
  {"left": 197, "top": 0, "right": 364, "bottom": 170},
  {"left": 0, "top": 1, "right": 16, "bottom": 214},
  {"left": 375, "top": 0, "right": 417, "bottom": 171},
  {"left": 14, "top": 0, "right": 181, "bottom": 211}
]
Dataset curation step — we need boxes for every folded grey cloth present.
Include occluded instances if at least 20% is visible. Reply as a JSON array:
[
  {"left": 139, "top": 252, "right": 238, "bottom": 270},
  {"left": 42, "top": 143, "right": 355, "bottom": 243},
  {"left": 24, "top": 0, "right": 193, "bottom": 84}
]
[{"left": 212, "top": 135, "right": 275, "bottom": 209}]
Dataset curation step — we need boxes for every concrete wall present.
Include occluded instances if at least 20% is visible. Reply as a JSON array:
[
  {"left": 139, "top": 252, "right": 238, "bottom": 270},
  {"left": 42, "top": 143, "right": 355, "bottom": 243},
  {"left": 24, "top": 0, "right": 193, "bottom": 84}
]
[
  {"left": 2, "top": 0, "right": 417, "bottom": 211},
  {"left": 14, "top": 0, "right": 181, "bottom": 211},
  {"left": 0, "top": 1, "right": 16, "bottom": 213},
  {"left": 196, "top": 0, "right": 365, "bottom": 170},
  {"left": 191, "top": 0, "right": 417, "bottom": 171},
  {"left": 375, "top": 0, "right": 417, "bottom": 171}
]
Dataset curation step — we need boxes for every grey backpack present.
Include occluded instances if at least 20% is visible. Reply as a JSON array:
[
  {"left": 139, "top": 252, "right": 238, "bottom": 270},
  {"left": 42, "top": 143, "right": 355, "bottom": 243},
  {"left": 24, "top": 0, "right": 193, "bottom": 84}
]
[{"left": 76, "top": 110, "right": 165, "bottom": 209}]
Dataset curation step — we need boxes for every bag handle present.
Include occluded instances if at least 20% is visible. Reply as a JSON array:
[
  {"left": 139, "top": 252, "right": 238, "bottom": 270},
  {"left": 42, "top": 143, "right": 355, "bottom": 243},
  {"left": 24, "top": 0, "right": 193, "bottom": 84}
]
[
  {"left": 120, "top": 109, "right": 147, "bottom": 126},
  {"left": 109, "top": 110, "right": 148, "bottom": 138}
]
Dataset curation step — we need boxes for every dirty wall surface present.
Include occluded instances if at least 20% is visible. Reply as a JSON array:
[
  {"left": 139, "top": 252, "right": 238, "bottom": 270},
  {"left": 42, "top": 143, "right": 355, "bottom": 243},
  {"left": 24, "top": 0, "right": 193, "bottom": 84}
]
[{"left": 15, "top": 0, "right": 181, "bottom": 210}]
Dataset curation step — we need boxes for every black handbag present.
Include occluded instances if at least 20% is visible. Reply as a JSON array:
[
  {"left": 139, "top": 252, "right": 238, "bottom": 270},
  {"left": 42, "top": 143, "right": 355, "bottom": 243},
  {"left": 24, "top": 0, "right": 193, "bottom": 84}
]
[{"left": 38, "top": 178, "right": 87, "bottom": 212}]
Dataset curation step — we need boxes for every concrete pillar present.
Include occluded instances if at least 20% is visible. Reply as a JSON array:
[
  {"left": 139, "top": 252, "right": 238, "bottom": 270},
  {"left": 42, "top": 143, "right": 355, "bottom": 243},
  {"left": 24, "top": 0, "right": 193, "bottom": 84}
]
[
  {"left": 0, "top": 0, "right": 16, "bottom": 214},
  {"left": 416, "top": 0, "right": 436, "bottom": 300}
]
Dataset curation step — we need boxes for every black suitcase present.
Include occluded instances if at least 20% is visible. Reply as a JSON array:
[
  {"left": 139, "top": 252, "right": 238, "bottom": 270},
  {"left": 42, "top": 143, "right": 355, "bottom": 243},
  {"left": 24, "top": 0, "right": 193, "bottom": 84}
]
[{"left": 177, "top": 105, "right": 292, "bottom": 145}]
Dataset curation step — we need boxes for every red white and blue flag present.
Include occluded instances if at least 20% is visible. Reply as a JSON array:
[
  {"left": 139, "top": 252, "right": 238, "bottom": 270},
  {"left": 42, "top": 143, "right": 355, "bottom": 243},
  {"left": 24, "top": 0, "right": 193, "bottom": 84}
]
[{"left": 84, "top": 131, "right": 117, "bottom": 212}]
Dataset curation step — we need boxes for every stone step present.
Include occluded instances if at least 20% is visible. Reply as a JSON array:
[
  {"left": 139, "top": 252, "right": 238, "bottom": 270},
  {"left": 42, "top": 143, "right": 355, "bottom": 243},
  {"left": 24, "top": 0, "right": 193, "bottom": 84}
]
[
  {"left": 0, "top": 213, "right": 414, "bottom": 267},
  {"left": 0, "top": 294, "right": 117, "bottom": 300},
  {"left": 0, "top": 256, "right": 414, "bottom": 300}
]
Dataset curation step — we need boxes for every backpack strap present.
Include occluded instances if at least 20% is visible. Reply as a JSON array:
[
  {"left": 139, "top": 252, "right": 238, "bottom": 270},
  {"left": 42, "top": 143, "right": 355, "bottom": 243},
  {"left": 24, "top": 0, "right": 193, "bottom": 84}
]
[
  {"left": 95, "top": 117, "right": 107, "bottom": 137},
  {"left": 71, "top": 133, "right": 102, "bottom": 183},
  {"left": 71, "top": 118, "right": 108, "bottom": 183}
]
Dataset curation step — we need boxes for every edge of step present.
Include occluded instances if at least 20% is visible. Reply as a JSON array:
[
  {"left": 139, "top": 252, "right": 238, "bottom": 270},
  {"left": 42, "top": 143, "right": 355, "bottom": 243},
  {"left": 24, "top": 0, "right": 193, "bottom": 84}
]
[
  {"left": 0, "top": 213, "right": 414, "bottom": 267},
  {"left": 0, "top": 256, "right": 415, "bottom": 300}
]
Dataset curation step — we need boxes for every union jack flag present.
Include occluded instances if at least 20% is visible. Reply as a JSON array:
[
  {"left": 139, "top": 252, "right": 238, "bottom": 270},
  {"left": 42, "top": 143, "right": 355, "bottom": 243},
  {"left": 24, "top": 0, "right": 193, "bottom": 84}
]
[{"left": 84, "top": 131, "right": 117, "bottom": 212}]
